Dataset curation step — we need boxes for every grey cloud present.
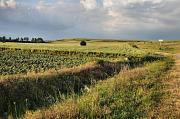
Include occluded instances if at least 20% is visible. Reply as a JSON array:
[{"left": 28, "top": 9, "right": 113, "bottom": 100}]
[
  {"left": 0, "top": 0, "right": 16, "bottom": 8},
  {"left": 0, "top": 0, "right": 180, "bottom": 40}
]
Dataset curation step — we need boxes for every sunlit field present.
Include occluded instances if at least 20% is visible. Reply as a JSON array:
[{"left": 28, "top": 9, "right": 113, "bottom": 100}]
[{"left": 0, "top": 39, "right": 179, "bottom": 119}]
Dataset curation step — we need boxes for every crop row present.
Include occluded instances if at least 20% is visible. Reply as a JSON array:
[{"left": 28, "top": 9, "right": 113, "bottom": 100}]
[
  {"left": 0, "top": 46, "right": 146, "bottom": 58},
  {"left": 0, "top": 47, "right": 163, "bottom": 76},
  {"left": 0, "top": 50, "right": 93, "bottom": 75}
]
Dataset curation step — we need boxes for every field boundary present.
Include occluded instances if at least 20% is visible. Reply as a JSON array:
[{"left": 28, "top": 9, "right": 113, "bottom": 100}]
[{"left": 152, "top": 53, "right": 180, "bottom": 118}]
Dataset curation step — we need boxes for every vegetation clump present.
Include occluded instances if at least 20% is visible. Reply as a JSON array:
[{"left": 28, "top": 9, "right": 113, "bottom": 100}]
[
  {"left": 0, "top": 36, "right": 45, "bottom": 43},
  {"left": 80, "top": 41, "right": 87, "bottom": 46},
  {"left": 132, "top": 44, "right": 139, "bottom": 48}
]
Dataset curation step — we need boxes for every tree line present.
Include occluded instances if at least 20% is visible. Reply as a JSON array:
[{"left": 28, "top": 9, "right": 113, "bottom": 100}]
[{"left": 0, "top": 36, "right": 45, "bottom": 43}]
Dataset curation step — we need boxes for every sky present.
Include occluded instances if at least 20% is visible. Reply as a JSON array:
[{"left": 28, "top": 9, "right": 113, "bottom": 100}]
[{"left": 0, "top": 0, "right": 180, "bottom": 40}]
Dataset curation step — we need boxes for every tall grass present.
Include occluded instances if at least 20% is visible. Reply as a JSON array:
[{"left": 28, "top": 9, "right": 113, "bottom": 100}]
[
  {"left": 24, "top": 58, "right": 173, "bottom": 119},
  {"left": 0, "top": 54, "right": 164, "bottom": 118},
  {"left": 0, "top": 60, "right": 127, "bottom": 118}
]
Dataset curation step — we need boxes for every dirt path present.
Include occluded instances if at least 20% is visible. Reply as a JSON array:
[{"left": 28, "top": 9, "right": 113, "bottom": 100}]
[
  {"left": 156, "top": 53, "right": 180, "bottom": 119},
  {"left": 169, "top": 53, "right": 180, "bottom": 118}
]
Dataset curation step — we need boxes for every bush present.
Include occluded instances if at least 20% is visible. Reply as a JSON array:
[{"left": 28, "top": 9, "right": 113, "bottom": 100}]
[
  {"left": 132, "top": 44, "right": 139, "bottom": 49},
  {"left": 80, "top": 41, "right": 86, "bottom": 46}
]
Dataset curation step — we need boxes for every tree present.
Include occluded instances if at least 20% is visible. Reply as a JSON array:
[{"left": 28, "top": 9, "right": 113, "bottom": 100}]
[
  {"left": 9, "top": 37, "right": 11, "bottom": 41},
  {"left": 80, "top": 41, "right": 86, "bottom": 46},
  {"left": 31, "top": 38, "right": 35, "bottom": 42},
  {"left": 20, "top": 38, "right": 24, "bottom": 42},
  {"left": 37, "top": 38, "right": 44, "bottom": 43},
  {"left": 31, "top": 37, "right": 44, "bottom": 43},
  {"left": 2, "top": 36, "right": 6, "bottom": 42},
  {"left": 24, "top": 37, "right": 29, "bottom": 42}
]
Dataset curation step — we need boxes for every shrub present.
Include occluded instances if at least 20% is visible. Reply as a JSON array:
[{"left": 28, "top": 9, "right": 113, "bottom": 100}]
[
  {"left": 80, "top": 41, "right": 87, "bottom": 46},
  {"left": 132, "top": 44, "right": 139, "bottom": 49}
]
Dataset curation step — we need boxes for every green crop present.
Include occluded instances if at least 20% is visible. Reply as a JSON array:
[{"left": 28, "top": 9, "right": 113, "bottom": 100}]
[{"left": 0, "top": 50, "right": 93, "bottom": 75}]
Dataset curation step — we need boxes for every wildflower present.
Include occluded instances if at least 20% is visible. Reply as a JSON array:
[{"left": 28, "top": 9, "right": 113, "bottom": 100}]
[{"left": 84, "top": 85, "right": 90, "bottom": 92}]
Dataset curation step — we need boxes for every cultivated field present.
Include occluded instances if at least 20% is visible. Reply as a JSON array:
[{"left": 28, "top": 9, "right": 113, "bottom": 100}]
[{"left": 0, "top": 39, "right": 179, "bottom": 119}]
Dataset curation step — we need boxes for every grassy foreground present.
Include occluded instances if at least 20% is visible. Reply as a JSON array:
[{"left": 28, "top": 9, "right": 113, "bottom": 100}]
[
  {"left": 0, "top": 54, "right": 162, "bottom": 118},
  {"left": 0, "top": 40, "right": 179, "bottom": 119},
  {"left": 24, "top": 58, "right": 173, "bottom": 119}
]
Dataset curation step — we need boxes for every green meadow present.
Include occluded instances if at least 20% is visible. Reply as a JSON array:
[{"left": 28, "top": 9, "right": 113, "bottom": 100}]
[{"left": 0, "top": 39, "right": 179, "bottom": 119}]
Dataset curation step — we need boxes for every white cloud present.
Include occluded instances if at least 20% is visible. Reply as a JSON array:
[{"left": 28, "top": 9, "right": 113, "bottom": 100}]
[
  {"left": 103, "top": 0, "right": 113, "bottom": 8},
  {"left": 120, "top": 0, "right": 163, "bottom": 5},
  {"left": 0, "top": 0, "right": 16, "bottom": 8},
  {"left": 80, "top": 0, "right": 97, "bottom": 10},
  {"left": 103, "top": 0, "right": 164, "bottom": 8},
  {"left": 36, "top": 1, "right": 46, "bottom": 10}
]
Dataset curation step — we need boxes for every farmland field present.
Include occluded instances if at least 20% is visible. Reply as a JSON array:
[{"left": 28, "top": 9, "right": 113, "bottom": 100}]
[
  {"left": 0, "top": 49, "right": 94, "bottom": 75},
  {"left": 0, "top": 40, "right": 147, "bottom": 56},
  {"left": 0, "top": 39, "right": 179, "bottom": 119}
]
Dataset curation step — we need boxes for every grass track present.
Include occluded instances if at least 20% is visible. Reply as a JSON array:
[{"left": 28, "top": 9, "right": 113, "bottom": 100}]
[{"left": 152, "top": 53, "right": 180, "bottom": 119}]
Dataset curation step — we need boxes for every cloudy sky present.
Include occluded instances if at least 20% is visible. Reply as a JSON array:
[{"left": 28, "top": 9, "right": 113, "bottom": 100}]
[{"left": 0, "top": 0, "right": 180, "bottom": 40}]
